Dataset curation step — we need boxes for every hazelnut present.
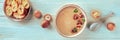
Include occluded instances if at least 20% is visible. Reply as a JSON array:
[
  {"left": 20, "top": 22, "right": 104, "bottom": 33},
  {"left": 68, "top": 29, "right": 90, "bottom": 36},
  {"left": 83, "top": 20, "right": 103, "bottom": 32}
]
[
  {"left": 107, "top": 22, "right": 115, "bottom": 31},
  {"left": 34, "top": 10, "right": 42, "bottom": 18},
  {"left": 41, "top": 20, "right": 50, "bottom": 28}
]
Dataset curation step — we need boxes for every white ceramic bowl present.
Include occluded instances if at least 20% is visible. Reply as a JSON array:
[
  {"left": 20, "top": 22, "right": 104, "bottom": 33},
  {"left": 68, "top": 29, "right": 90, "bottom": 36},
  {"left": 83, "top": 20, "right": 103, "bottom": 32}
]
[{"left": 56, "top": 4, "right": 87, "bottom": 37}]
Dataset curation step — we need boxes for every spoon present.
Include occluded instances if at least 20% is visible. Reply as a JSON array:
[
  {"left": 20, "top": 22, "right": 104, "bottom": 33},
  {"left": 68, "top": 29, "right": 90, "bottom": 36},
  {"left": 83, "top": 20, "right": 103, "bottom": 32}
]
[
  {"left": 99, "top": 12, "right": 114, "bottom": 23},
  {"left": 89, "top": 22, "right": 102, "bottom": 31},
  {"left": 89, "top": 12, "right": 114, "bottom": 31}
]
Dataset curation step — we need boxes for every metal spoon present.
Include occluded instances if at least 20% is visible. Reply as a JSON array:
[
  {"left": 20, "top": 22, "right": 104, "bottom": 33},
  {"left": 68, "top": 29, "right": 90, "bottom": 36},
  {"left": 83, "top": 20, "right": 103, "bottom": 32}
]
[
  {"left": 89, "top": 12, "right": 114, "bottom": 31},
  {"left": 89, "top": 22, "right": 102, "bottom": 31}
]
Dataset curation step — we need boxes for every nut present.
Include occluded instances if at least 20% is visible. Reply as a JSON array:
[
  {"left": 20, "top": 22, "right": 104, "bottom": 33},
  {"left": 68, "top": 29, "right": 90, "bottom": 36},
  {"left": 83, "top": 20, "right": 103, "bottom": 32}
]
[
  {"left": 34, "top": 10, "right": 42, "bottom": 18},
  {"left": 107, "top": 22, "right": 115, "bottom": 31},
  {"left": 44, "top": 14, "right": 52, "bottom": 21},
  {"left": 41, "top": 20, "right": 50, "bottom": 28}
]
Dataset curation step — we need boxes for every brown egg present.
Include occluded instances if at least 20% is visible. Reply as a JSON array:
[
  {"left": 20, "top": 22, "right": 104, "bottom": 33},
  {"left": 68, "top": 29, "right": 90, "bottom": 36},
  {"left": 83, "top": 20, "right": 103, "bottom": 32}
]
[
  {"left": 107, "top": 22, "right": 115, "bottom": 31},
  {"left": 34, "top": 10, "right": 42, "bottom": 18}
]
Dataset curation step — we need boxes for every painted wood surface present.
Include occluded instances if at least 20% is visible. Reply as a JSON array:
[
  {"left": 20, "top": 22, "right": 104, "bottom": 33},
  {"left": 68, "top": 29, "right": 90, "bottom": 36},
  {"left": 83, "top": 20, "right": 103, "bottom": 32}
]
[{"left": 0, "top": 0, "right": 120, "bottom": 40}]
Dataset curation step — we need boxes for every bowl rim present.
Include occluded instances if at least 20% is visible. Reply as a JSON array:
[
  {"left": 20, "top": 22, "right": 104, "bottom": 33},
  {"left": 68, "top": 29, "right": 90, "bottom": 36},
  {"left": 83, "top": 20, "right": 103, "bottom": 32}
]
[
  {"left": 56, "top": 4, "right": 87, "bottom": 37},
  {"left": 3, "top": 0, "right": 31, "bottom": 22}
]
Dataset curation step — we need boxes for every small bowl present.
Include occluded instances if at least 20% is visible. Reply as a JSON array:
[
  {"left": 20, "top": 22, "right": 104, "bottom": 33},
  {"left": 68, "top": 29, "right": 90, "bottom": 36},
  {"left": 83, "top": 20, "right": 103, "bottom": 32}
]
[
  {"left": 3, "top": 0, "right": 31, "bottom": 21},
  {"left": 56, "top": 4, "right": 87, "bottom": 37}
]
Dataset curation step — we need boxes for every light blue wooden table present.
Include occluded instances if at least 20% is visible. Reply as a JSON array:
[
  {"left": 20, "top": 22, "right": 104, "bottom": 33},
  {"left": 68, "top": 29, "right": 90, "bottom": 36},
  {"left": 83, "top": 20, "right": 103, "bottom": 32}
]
[{"left": 0, "top": 0, "right": 120, "bottom": 40}]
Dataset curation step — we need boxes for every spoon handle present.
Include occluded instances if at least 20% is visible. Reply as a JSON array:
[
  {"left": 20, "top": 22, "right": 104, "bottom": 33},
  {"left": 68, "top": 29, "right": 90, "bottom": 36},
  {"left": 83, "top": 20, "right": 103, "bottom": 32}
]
[
  {"left": 103, "top": 12, "right": 114, "bottom": 19},
  {"left": 100, "top": 12, "right": 114, "bottom": 22}
]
